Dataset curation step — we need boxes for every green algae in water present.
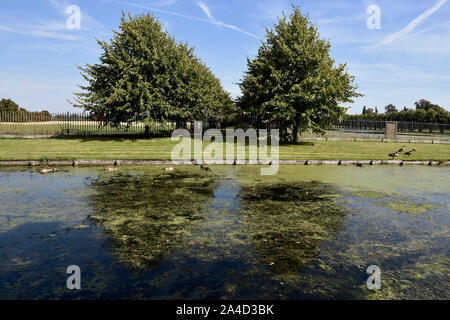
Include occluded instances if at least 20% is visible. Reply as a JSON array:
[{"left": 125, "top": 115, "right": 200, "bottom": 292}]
[
  {"left": 0, "top": 165, "right": 449, "bottom": 300},
  {"left": 376, "top": 201, "right": 443, "bottom": 215},
  {"left": 87, "top": 169, "right": 350, "bottom": 297},
  {"left": 239, "top": 181, "right": 346, "bottom": 275},
  {"left": 361, "top": 253, "right": 449, "bottom": 300},
  {"left": 352, "top": 191, "right": 391, "bottom": 199},
  {"left": 87, "top": 169, "right": 220, "bottom": 268}
]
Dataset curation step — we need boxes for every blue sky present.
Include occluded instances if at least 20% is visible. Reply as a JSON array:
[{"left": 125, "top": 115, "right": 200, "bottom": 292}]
[{"left": 1, "top": 0, "right": 449, "bottom": 114}]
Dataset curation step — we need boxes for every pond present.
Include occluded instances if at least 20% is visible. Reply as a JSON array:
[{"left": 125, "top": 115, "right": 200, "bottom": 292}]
[{"left": 0, "top": 165, "right": 448, "bottom": 300}]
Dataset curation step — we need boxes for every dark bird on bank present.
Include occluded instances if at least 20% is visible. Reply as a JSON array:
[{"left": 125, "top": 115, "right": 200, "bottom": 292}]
[
  {"left": 200, "top": 165, "right": 211, "bottom": 171},
  {"left": 388, "top": 152, "right": 399, "bottom": 159},
  {"left": 404, "top": 149, "right": 416, "bottom": 156},
  {"left": 397, "top": 146, "right": 406, "bottom": 153}
]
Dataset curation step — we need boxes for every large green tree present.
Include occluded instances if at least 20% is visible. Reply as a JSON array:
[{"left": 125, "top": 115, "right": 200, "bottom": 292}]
[
  {"left": 73, "top": 13, "right": 234, "bottom": 128},
  {"left": 0, "top": 99, "right": 19, "bottom": 112},
  {"left": 237, "top": 6, "right": 361, "bottom": 142}
]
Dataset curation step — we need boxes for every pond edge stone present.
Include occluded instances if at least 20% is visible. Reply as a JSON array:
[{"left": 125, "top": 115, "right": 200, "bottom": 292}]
[{"left": 1, "top": 160, "right": 448, "bottom": 166}]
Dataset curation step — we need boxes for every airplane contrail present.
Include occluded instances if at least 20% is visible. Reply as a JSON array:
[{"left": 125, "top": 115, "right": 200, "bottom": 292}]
[
  {"left": 196, "top": 1, "right": 260, "bottom": 39},
  {"left": 374, "top": 0, "right": 448, "bottom": 48},
  {"left": 114, "top": 0, "right": 260, "bottom": 39}
]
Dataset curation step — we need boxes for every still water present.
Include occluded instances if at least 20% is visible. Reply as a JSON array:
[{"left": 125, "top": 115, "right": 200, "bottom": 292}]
[{"left": 0, "top": 165, "right": 448, "bottom": 300}]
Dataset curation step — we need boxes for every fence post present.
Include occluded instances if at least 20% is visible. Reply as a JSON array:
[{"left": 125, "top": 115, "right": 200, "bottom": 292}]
[{"left": 385, "top": 121, "right": 397, "bottom": 139}]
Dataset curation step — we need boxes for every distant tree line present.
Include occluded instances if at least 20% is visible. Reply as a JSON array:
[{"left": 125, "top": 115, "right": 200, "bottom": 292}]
[
  {"left": 0, "top": 98, "right": 52, "bottom": 121},
  {"left": 345, "top": 99, "right": 450, "bottom": 124}
]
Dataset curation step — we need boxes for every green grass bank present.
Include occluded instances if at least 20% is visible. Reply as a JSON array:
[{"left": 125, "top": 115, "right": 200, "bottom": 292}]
[{"left": 0, "top": 138, "right": 449, "bottom": 161}]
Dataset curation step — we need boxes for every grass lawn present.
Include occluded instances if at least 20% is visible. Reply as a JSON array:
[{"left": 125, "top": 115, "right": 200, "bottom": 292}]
[{"left": 0, "top": 138, "right": 449, "bottom": 161}]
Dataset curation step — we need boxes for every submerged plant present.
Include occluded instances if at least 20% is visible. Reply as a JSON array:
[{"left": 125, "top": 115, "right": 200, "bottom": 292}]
[
  {"left": 352, "top": 191, "right": 391, "bottom": 199},
  {"left": 376, "top": 201, "right": 442, "bottom": 216},
  {"left": 239, "top": 181, "right": 346, "bottom": 274},
  {"left": 88, "top": 169, "right": 220, "bottom": 268}
]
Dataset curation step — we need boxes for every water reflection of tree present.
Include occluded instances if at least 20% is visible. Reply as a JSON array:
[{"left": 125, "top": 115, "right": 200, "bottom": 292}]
[
  {"left": 240, "top": 181, "right": 346, "bottom": 274},
  {"left": 87, "top": 170, "right": 219, "bottom": 268}
]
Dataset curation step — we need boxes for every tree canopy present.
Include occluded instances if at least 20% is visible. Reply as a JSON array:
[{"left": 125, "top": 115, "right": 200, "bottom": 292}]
[
  {"left": 237, "top": 6, "right": 361, "bottom": 142},
  {"left": 0, "top": 98, "right": 51, "bottom": 121},
  {"left": 0, "top": 99, "right": 20, "bottom": 112},
  {"left": 384, "top": 104, "right": 398, "bottom": 114},
  {"left": 73, "top": 13, "right": 234, "bottom": 127},
  {"left": 346, "top": 99, "right": 450, "bottom": 124}
]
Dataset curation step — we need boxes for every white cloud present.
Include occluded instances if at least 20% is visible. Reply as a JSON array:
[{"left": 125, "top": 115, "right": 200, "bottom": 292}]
[
  {"left": 0, "top": 0, "right": 106, "bottom": 41},
  {"left": 349, "top": 62, "right": 450, "bottom": 84},
  {"left": 366, "top": 22, "right": 450, "bottom": 58},
  {"left": 374, "top": 0, "right": 448, "bottom": 47},
  {"left": 316, "top": 14, "right": 365, "bottom": 25},
  {"left": 0, "top": 24, "right": 79, "bottom": 40},
  {"left": 150, "top": 0, "right": 178, "bottom": 6}
]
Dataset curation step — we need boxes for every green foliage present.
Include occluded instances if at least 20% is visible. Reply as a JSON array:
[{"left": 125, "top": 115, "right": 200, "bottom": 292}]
[
  {"left": 363, "top": 107, "right": 375, "bottom": 115},
  {"left": 347, "top": 99, "right": 450, "bottom": 123},
  {"left": 73, "top": 13, "right": 235, "bottom": 127},
  {"left": 0, "top": 98, "right": 51, "bottom": 121},
  {"left": 237, "top": 6, "right": 361, "bottom": 142},
  {"left": 0, "top": 99, "right": 19, "bottom": 112},
  {"left": 384, "top": 104, "right": 398, "bottom": 114}
]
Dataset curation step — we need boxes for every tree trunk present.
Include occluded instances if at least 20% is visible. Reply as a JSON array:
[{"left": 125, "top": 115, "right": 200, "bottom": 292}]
[
  {"left": 279, "top": 127, "right": 288, "bottom": 143},
  {"left": 176, "top": 120, "right": 186, "bottom": 129},
  {"left": 292, "top": 115, "right": 303, "bottom": 143},
  {"left": 292, "top": 125, "right": 299, "bottom": 143}
]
